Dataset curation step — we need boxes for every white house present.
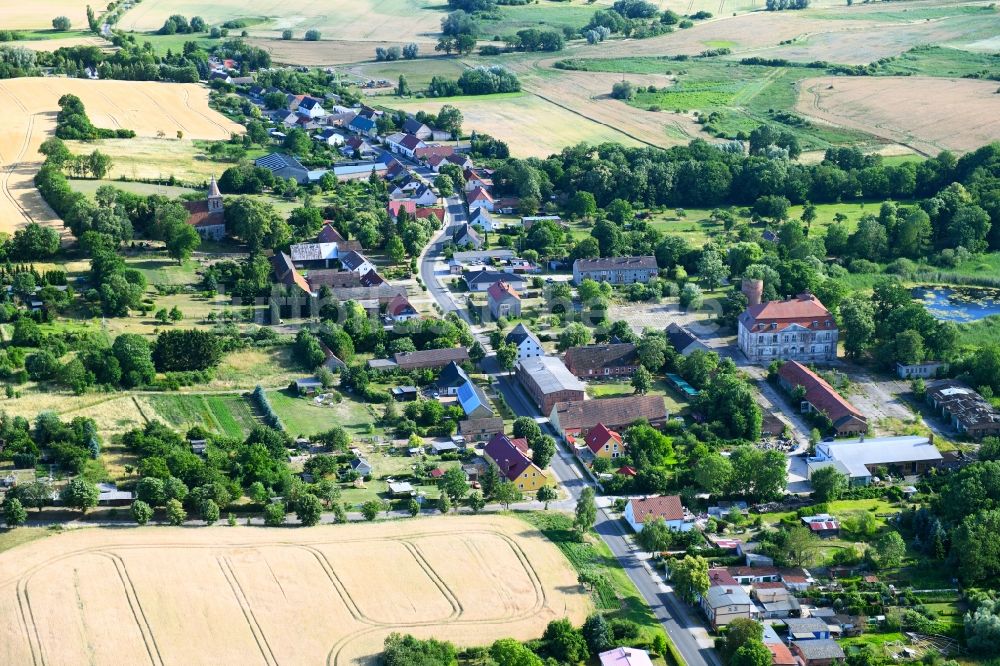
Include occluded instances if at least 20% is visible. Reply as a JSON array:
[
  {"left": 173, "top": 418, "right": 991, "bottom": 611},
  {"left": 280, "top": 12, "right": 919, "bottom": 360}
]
[
  {"left": 624, "top": 495, "right": 695, "bottom": 533},
  {"left": 469, "top": 208, "right": 496, "bottom": 232},
  {"left": 466, "top": 186, "right": 494, "bottom": 213},
  {"left": 314, "top": 128, "right": 345, "bottom": 147},
  {"left": 386, "top": 133, "right": 426, "bottom": 159},
  {"left": 297, "top": 97, "right": 326, "bottom": 119},
  {"left": 340, "top": 250, "right": 376, "bottom": 276},
  {"left": 505, "top": 323, "right": 544, "bottom": 361}
]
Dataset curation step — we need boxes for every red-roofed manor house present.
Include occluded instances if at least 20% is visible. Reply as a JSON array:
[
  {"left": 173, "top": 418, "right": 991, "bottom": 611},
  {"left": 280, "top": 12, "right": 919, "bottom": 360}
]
[{"left": 738, "top": 293, "right": 837, "bottom": 364}]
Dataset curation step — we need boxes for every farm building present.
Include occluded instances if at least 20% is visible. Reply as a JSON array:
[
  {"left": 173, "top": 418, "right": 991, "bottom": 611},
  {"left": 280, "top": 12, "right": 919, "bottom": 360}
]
[
  {"left": 394, "top": 347, "right": 470, "bottom": 370},
  {"left": 572, "top": 256, "right": 658, "bottom": 285},
  {"left": 807, "top": 435, "right": 943, "bottom": 485},
  {"left": 778, "top": 361, "right": 867, "bottom": 436},
  {"left": 926, "top": 379, "right": 1000, "bottom": 438},
  {"left": 791, "top": 639, "right": 845, "bottom": 666},
  {"left": 516, "top": 356, "right": 586, "bottom": 415},
  {"left": 549, "top": 396, "right": 667, "bottom": 441},
  {"left": 255, "top": 152, "right": 310, "bottom": 184},
  {"left": 562, "top": 343, "right": 639, "bottom": 379}
]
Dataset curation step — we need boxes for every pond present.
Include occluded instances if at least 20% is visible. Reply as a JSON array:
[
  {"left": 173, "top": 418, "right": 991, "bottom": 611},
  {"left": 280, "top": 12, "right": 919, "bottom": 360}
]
[{"left": 912, "top": 285, "right": 1000, "bottom": 322}]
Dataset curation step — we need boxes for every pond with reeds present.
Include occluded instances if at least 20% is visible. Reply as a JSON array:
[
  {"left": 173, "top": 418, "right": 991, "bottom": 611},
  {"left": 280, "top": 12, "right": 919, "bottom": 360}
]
[{"left": 914, "top": 285, "right": 1000, "bottom": 322}]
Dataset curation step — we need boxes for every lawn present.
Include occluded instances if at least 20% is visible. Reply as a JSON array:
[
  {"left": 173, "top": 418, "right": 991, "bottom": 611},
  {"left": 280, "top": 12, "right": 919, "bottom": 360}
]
[
  {"left": 519, "top": 511, "right": 675, "bottom": 665},
  {"left": 757, "top": 498, "right": 898, "bottom": 528},
  {"left": 70, "top": 178, "right": 197, "bottom": 199},
  {"left": 266, "top": 388, "right": 377, "bottom": 438},
  {"left": 587, "top": 380, "right": 689, "bottom": 416},
  {"left": 0, "top": 527, "right": 52, "bottom": 555},
  {"left": 145, "top": 393, "right": 259, "bottom": 439}
]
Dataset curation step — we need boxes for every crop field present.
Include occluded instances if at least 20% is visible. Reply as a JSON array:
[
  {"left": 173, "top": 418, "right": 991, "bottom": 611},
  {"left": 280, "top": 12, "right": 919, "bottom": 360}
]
[
  {"left": 143, "top": 394, "right": 259, "bottom": 439},
  {"left": 0, "top": 78, "right": 241, "bottom": 234},
  {"left": 796, "top": 75, "right": 1000, "bottom": 155},
  {"left": 0, "top": 515, "right": 589, "bottom": 665},
  {"left": 0, "top": 1, "right": 91, "bottom": 30},
  {"left": 119, "top": 0, "right": 445, "bottom": 44}
]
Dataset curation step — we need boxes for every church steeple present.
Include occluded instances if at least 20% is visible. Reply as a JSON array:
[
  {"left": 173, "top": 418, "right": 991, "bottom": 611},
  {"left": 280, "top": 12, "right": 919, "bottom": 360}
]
[{"left": 207, "top": 176, "right": 222, "bottom": 213}]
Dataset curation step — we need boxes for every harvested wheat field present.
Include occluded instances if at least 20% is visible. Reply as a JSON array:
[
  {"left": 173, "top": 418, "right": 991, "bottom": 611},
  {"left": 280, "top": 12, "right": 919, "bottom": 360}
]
[
  {"left": 0, "top": 515, "right": 589, "bottom": 665},
  {"left": 0, "top": 1, "right": 90, "bottom": 30},
  {"left": 0, "top": 77, "right": 241, "bottom": 234},
  {"left": 797, "top": 76, "right": 1000, "bottom": 155},
  {"left": 17, "top": 35, "right": 114, "bottom": 52},
  {"left": 120, "top": 0, "right": 444, "bottom": 43}
]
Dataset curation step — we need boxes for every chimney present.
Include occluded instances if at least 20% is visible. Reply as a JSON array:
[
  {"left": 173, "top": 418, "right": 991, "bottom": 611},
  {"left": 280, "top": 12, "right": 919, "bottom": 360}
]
[{"left": 742, "top": 278, "right": 763, "bottom": 306}]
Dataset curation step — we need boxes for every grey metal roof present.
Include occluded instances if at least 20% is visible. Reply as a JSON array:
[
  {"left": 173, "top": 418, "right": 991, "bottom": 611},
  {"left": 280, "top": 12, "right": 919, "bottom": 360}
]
[
  {"left": 792, "top": 639, "right": 845, "bottom": 659},
  {"left": 703, "top": 585, "right": 752, "bottom": 608},
  {"left": 517, "top": 356, "right": 585, "bottom": 394}
]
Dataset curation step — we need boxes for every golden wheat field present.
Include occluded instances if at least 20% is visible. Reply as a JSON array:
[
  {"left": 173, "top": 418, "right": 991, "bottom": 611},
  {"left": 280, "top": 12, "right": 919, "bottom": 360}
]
[
  {"left": 0, "top": 515, "right": 590, "bottom": 665},
  {"left": 0, "top": 77, "right": 242, "bottom": 235}
]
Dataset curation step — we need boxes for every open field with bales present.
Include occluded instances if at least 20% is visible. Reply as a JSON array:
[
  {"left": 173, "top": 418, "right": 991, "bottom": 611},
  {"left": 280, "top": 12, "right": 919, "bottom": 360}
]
[
  {"left": 0, "top": 516, "right": 590, "bottom": 665},
  {"left": 797, "top": 75, "right": 1000, "bottom": 155},
  {"left": 0, "top": 78, "right": 241, "bottom": 234}
]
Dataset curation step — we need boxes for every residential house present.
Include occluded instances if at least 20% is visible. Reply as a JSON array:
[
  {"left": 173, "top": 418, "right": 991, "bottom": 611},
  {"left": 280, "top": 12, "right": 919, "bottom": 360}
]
[
  {"left": 407, "top": 183, "right": 438, "bottom": 206},
  {"left": 297, "top": 97, "right": 326, "bottom": 118},
  {"left": 487, "top": 280, "right": 521, "bottom": 320},
  {"left": 340, "top": 250, "right": 376, "bottom": 276},
  {"left": 583, "top": 423, "right": 624, "bottom": 459},
  {"left": 926, "top": 379, "right": 1000, "bottom": 438},
  {"left": 347, "top": 115, "right": 377, "bottom": 138},
  {"left": 572, "top": 256, "right": 658, "bottom": 285},
  {"left": 182, "top": 176, "right": 226, "bottom": 240},
  {"left": 767, "top": 643, "right": 797, "bottom": 666},
  {"left": 665, "top": 322, "right": 710, "bottom": 357},
  {"left": 563, "top": 343, "right": 639, "bottom": 379},
  {"left": 314, "top": 127, "right": 344, "bottom": 146},
  {"left": 387, "top": 199, "right": 418, "bottom": 220},
  {"left": 464, "top": 269, "right": 527, "bottom": 292},
  {"left": 350, "top": 457, "right": 373, "bottom": 477},
  {"left": 255, "top": 152, "right": 310, "bottom": 184},
  {"left": 386, "top": 294, "right": 419, "bottom": 322},
  {"left": 402, "top": 117, "right": 433, "bottom": 140},
  {"left": 505, "top": 323, "right": 544, "bottom": 361},
  {"left": 416, "top": 206, "right": 445, "bottom": 226},
  {"left": 700, "top": 585, "right": 754, "bottom": 630},
  {"left": 738, "top": 293, "right": 838, "bottom": 364},
  {"left": 790, "top": 640, "right": 845, "bottom": 666},
  {"left": 341, "top": 136, "right": 377, "bottom": 158},
  {"left": 320, "top": 343, "right": 346, "bottom": 372},
  {"left": 807, "top": 435, "right": 943, "bottom": 485},
  {"left": 484, "top": 433, "right": 548, "bottom": 492},
  {"left": 447, "top": 153, "right": 473, "bottom": 170},
  {"left": 464, "top": 169, "right": 493, "bottom": 191},
  {"left": 726, "top": 567, "right": 781, "bottom": 585},
  {"left": 467, "top": 186, "right": 494, "bottom": 213},
  {"left": 599, "top": 647, "right": 653, "bottom": 666},
  {"left": 387, "top": 133, "right": 426, "bottom": 159},
  {"left": 778, "top": 361, "right": 868, "bottom": 436},
  {"left": 452, "top": 223, "right": 483, "bottom": 249},
  {"left": 457, "top": 379, "right": 495, "bottom": 419},
  {"left": 436, "top": 361, "right": 471, "bottom": 396},
  {"left": 469, "top": 208, "right": 495, "bottom": 232},
  {"left": 624, "top": 495, "right": 694, "bottom": 533},
  {"left": 896, "top": 360, "right": 947, "bottom": 379},
  {"left": 549, "top": 396, "right": 667, "bottom": 441},
  {"left": 708, "top": 568, "right": 739, "bottom": 589},
  {"left": 753, "top": 583, "right": 801, "bottom": 619},
  {"left": 516, "top": 356, "right": 586, "bottom": 415},
  {"left": 801, "top": 514, "right": 840, "bottom": 538},
  {"left": 394, "top": 347, "right": 470, "bottom": 370},
  {"left": 783, "top": 618, "right": 831, "bottom": 641},
  {"left": 414, "top": 144, "right": 454, "bottom": 162}
]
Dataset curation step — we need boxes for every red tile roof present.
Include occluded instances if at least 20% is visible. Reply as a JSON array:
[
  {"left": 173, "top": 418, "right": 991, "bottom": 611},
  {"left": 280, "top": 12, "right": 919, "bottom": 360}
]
[
  {"left": 584, "top": 423, "right": 622, "bottom": 455},
  {"left": 182, "top": 200, "right": 224, "bottom": 228},
  {"left": 616, "top": 465, "right": 637, "bottom": 477},
  {"left": 317, "top": 223, "right": 346, "bottom": 243},
  {"left": 429, "top": 468, "right": 445, "bottom": 478},
  {"left": 741, "top": 293, "right": 834, "bottom": 332},
  {"left": 467, "top": 186, "right": 493, "bottom": 203},
  {"left": 708, "top": 568, "right": 738, "bottom": 587},
  {"left": 486, "top": 280, "right": 520, "bottom": 303},
  {"left": 387, "top": 294, "right": 416, "bottom": 317},
  {"left": 387, "top": 200, "right": 417, "bottom": 217},
  {"left": 510, "top": 437, "right": 530, "bottom": 454},
  {"left": 415, "top": 207, "right": 445, "bottom": 223},
  {"left": 551, "top": 396, "right": 667, "bottom": 431},
  {"left": 628, "top": 495, "right": 684, "bottom": 524},
  {"left": 767, "top": 642, "right": 797, "bottom": 666},
  {"left": 778, "top": 361, "right": 866, "bottom": 430}
]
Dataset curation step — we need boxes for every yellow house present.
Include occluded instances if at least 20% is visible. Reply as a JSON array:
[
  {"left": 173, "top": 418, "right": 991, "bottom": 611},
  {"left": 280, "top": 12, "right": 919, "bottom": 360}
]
[
  {"left": 583, "top": 423, "right": 623, "bottom": 459},
  {"left": 485, "top": 433, "right": 548, "bottom": 492}
]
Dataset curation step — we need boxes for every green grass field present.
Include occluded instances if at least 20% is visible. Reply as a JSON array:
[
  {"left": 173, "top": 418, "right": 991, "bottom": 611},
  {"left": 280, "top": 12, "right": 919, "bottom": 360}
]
[
  {"left": 587, "top": 380, "right": 689, "bottom": 415},
  {"left": 147, "top": 393, "right": 259, "bottom": 438},
  {"left": 266, "top": 388, "right": 376, "bottom": 438},
  {"left": 70, "top": 178, "right": 197, "bottom": 199},
  {"left": 483, "top": 1, "right": 599, "bottom": 36},
  {"left": 879, "top": 45, "right": 1000, "bottom": 78}
]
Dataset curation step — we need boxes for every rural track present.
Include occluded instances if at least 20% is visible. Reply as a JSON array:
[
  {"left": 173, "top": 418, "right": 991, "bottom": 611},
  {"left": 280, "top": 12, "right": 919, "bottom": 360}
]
[
  {"left": 96, "top": 551, "right": 165, "bottom": 666},
  {"left": 138, "top": 88, "right": 191, "bottom": 135},
  {"left": 0, "top": 82, "right": 37, "bottom": 226},
  {"left": 218, "top": 556, "right": 279, "bottom": 666},
  {"left": 15, "top": 575, "right": 44, "bottom": 666},
  {"left": 181, "top": 87, "right": 234, "bottom": 138}
]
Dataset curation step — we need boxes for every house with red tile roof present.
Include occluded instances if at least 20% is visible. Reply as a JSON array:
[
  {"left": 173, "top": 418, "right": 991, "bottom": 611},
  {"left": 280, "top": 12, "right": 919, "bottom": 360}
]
[
  {"left": 778, "top": 361, "right": 867, "bottom": 436},
  {"left": 583, "top": 423, "right": 623, "bottom": 459},
  {"left": 738, "top": 293, "right": 838, "bottom": 364},
  {"left": 623, "top": 495, "right": 693, "bottom": 533},
  {"left": 487, "top": 280, "right": 521, "bottom": 320},
  {"left": 466, "top": 186, "right": 494, "bottom": 212},
  {"left": 767, "top": 642, "right": 797, "bottom": 666},
  {"left": 386, "top": 294, "right": 419, "bottom": 322},
  {"left": 707, "top": 568, "right": 738, "bottom": 588},
  {"left": 387, "top": 199, "right": 418, "bottom": 219}
]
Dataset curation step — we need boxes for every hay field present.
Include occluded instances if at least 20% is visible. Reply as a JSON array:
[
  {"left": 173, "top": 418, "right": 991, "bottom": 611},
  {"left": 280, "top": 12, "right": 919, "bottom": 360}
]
[
  {"left": 0, "top": 1, "right": 90, "bottom": 30},
  {"left": 119, "top": 0, "right": 445, "bottom": 43},
  {"left": 17, "top": 35, "right": 113, "bottom": 52},
  {"left": 0, "top": 515, "right": 589, "bottom": 665},
  {"left": 797, "top": 76, "right": 1000, "bottom": 155},
  {"left": 0, "top": 77, "right": 241, "bottom": 234}
]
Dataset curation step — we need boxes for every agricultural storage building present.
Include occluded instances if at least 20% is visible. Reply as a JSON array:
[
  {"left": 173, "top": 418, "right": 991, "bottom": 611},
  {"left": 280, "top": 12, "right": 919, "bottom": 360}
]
[{"left": 515, "top": 356, "right": 585, "bottom": 414}]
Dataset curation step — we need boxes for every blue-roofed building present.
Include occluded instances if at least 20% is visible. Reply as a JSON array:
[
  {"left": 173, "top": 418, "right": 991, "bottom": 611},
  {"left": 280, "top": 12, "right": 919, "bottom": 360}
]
[{"left": 457, "top": 379, "right": 494, "bottom": 419}]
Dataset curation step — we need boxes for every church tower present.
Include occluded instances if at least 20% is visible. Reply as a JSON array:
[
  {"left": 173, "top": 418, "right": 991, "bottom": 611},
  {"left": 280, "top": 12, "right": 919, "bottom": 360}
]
[{"left": 207, "top": 176, "right": 222, "bottom": 214}]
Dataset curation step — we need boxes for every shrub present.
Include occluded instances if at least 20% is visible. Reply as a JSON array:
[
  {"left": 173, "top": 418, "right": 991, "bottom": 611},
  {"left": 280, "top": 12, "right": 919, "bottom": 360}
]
[
  {"left": 304, "top": 29, "right": 321, "bottom": 41},
  {"left": 52, "top": 16, "right": 72, "bottom": 31}
]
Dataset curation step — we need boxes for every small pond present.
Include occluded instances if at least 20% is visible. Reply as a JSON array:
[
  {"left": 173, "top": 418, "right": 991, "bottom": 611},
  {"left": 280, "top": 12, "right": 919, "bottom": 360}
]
[{"left": 912, "top": 285, "right": 1000, "bottom": 322}]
